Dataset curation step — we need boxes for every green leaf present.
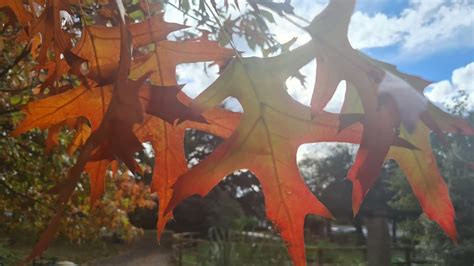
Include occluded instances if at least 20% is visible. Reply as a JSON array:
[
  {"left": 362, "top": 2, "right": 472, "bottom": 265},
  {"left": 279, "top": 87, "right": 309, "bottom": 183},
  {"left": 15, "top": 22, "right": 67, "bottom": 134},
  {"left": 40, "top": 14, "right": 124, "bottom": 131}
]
[
  {"left": 10, "top": 95, "right": 22, "bottom": 105},
  {"left": 260, "top": 9, "right": 275, "bottom": 23},
  {"left": 129, "top": 10, "right": 145, "bottom": 21}
]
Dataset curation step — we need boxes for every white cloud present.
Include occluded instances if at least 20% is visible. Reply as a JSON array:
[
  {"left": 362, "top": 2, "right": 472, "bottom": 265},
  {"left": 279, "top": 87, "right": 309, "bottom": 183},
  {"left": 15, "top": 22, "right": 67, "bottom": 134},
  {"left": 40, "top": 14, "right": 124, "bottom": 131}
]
[
  {"left": 348, "top": 0, "right": 474, "bottom": 58},
  {"left": 263, "top": 0, "right": 474, "bottom": 59},
  {"left": 177, "top": 62, "right": 220, "bottom": 98},
  {"left": 425, "top": 62, "right": 474, "bottom": 110}
]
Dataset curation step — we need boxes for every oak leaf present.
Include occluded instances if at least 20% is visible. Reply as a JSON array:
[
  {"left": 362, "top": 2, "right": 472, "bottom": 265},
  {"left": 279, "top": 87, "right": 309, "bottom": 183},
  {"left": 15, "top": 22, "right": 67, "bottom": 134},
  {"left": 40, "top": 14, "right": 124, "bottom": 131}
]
[
  {"left": 28, "top": 0, "right": 82, "bottom": 67},
  {"left": 166, "top": 43, "right": 362, "bottom": 265}
]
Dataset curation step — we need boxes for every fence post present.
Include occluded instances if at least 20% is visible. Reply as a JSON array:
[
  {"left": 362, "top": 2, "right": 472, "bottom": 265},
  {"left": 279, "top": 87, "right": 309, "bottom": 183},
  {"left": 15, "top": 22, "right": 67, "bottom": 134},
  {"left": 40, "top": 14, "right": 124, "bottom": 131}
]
[
  {"left": 404, "top": 247, "right": 411, "bottom": 266},
  {"left": 392, "top": 218, "right": 397, "bottom": 245},
  {"left": 316, "top": 249, "right": 323, "bottom": 266},
  {"left": 363, "top": 246, "right": 368, "bottom": 264}
]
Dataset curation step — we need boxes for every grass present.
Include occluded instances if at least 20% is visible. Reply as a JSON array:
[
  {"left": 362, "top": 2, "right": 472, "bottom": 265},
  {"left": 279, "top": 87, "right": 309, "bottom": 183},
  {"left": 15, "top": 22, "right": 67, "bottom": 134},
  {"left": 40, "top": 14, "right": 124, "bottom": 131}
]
[
  {"left": 177, "top": 235, "right": 422, "bottom": 266},
  {"left": 176, "top": 238, "right": 367, "bottom": 266}
]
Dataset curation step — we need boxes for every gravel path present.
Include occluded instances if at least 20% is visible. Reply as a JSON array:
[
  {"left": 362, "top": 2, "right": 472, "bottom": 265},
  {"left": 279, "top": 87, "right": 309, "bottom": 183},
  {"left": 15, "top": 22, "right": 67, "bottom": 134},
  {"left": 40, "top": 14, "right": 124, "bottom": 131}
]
[{"left": 88, "top": 231, "right": 172, "bottom": 266}]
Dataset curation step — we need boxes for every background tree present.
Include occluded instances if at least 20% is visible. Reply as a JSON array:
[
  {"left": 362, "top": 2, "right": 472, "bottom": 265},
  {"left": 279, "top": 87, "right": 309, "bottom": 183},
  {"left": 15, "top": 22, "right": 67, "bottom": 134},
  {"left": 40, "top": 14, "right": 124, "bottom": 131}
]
[
  {"left": 168, "top": 129, "right": 265, "bottom": 234},
  {"left": 299, "top": 145, "right": 399, "bottom": 265}
]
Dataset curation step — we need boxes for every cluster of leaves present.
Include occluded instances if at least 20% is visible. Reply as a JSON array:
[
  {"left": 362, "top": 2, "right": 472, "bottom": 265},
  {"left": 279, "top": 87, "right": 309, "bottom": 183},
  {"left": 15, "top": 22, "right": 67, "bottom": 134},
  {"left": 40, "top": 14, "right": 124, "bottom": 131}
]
[
  {"left": 2, "top": 0, "right": 238, "bottom": 262},
  {"left": 2, "top": 0, "right": 473, "bottom": 265},
  {"left": 175, "top": 0, "right": 291, "bottom": 50},
  {"left": 0, "top": 4, "right": 153, "bottom": 246}
]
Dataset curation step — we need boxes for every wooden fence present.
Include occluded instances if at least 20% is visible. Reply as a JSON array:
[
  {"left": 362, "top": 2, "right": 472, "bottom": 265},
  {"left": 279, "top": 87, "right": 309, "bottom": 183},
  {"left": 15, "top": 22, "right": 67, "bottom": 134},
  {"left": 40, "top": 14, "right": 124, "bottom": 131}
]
[{"left": 171, "top": 232, "right": 437, "bottom": 266}]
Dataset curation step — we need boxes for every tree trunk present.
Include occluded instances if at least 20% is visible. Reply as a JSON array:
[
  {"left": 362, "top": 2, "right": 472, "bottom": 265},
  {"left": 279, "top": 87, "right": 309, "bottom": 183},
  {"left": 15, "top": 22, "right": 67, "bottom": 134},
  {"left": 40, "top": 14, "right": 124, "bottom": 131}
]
[{"left": 365, "top": 216, "right": 391, "bottom": 266}]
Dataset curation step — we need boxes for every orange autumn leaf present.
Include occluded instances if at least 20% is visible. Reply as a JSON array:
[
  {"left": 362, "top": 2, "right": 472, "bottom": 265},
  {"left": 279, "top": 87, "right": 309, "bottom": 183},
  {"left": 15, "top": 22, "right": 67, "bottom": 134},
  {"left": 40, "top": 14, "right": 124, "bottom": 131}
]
[
  {"left": 15, "top": 27, "right": 233, "bottom": 184},
  {"left": 74, "top": 15, "right": 186, "bottom": 84},
  {"left": 165, "top": 42, "right": 364, "bottom": 265},
  {"left": 128, "top": 26, "right": 235, "bottom": 236},
  {"left": 12, "top": 84, "right": 113, "bottom": 137},
  {"left": 28, "top": 0, "right": 82, "bottom": 67},
  {"left": 387, "top": 125, "right": 456, "bottom": 239},
  {"left": 130, "top": 33, "right": 234, "bottom": 86},
  {"left": 36, "top": 14, "right": 186, "bottom": 87},
  {"left": 67, "top": 118, "right": 92, "bottom": 155}
]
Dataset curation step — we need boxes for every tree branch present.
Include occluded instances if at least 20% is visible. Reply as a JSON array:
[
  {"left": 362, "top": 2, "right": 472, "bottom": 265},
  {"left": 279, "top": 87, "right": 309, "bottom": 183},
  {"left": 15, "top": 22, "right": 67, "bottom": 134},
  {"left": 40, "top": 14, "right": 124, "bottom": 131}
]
[
  {"left": 0, "top": 107, "right": 19, "bottom": 116},
  {"left": 0, "top": 83, "right": 37, "bottom": 93},
  {"left": 0, "top": 44, "right": 31, "bottom": 79}
]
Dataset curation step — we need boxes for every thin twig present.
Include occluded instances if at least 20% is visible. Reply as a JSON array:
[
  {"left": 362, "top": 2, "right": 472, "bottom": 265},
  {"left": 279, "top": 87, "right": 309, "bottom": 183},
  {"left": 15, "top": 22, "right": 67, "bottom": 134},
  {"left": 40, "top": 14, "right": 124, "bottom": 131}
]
[
  {"left": 16, "top": 141, "right": 41, "bottom": 156},
  {"left": 0, "top": 44, "right": 31, "bottom": 79},
  {"left": 287, "top": 13, "right": 310, "bottom": 25},
  {"left": 280, "top": 13, "right": 305, "bottom": 30},
  {"left": 0, "top": 107, "right": 19, "bottom": 115},
  {"left": 164, "top": 0, "right": 219, "bottom": 31},
  {"left": 203, "top": 1, "right": 243, "bottom": 61}
]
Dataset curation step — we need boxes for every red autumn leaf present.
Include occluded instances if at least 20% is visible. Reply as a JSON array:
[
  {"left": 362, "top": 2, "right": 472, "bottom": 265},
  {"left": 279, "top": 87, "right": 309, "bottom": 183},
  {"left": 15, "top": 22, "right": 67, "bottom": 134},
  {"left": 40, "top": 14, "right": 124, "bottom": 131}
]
[
  {"left": 307, "top": 1, "right": 474, "bottom": 241},
  {"left": 145, "top": 84, "right": 207, "bottom": 125}
]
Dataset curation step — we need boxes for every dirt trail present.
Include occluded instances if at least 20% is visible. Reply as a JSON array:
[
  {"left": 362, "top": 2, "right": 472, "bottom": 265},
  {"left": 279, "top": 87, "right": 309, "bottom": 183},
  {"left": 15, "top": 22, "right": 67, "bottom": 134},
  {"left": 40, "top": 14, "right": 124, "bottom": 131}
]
[{"left": 88, "top": 231, "right": 172, "bottom": 266}]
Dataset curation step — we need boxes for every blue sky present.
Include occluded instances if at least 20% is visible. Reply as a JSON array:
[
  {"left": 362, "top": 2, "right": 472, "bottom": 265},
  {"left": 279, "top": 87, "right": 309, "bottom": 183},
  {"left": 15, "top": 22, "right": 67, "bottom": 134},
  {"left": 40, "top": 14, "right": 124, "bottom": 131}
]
[
  {"left": 365, "top": 45, "right": 474, "bottom": 81},
  {"left": 167, "top": 0, "right": 474, "bottom": 112},
  {"left": 357, "top": 0, "right": 407, "bottom": 16},
  {"left": 355, "top": 0, "right": 474, "bottom": 82}
]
